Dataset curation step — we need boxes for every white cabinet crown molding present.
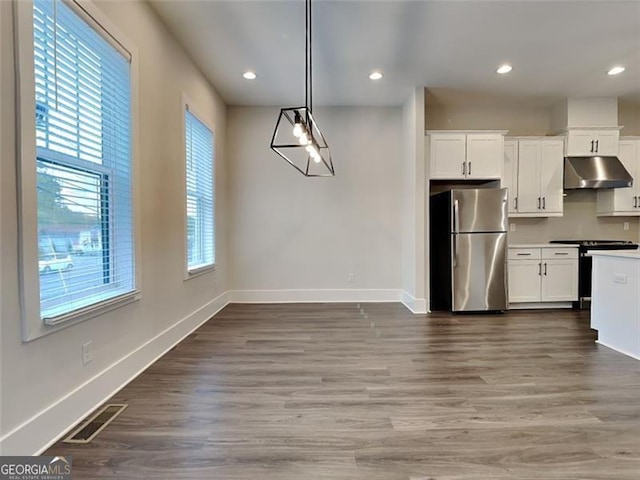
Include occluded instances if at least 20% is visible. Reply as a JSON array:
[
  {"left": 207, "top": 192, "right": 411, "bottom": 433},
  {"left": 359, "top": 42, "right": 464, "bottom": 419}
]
[{"left": 426, "top": 130, "right": 509, "bottom": 135}]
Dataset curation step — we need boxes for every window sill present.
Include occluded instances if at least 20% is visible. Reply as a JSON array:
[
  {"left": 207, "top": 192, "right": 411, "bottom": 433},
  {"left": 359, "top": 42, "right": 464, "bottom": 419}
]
[
  {"left": 185, "top": 264, "right": 216, "bottom": 281},
  {"left": 43, "top": 290, "right": 141, "bottom": 326}
]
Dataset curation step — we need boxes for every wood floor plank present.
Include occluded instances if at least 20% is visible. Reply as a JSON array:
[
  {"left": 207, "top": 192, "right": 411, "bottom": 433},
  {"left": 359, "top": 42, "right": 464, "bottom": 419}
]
[{"left": 45, "top": 303, "right": 640, "bottom": 479}]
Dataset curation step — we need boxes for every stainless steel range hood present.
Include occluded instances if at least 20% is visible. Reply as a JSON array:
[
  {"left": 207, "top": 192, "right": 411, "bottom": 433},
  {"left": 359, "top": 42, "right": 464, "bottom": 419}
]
[{"left": 564, "top": 156, "right": 633, "bottom": 189}]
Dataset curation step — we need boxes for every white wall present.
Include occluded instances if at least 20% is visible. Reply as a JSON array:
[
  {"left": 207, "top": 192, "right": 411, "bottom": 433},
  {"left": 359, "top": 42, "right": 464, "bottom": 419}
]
[
  {"left": 0, "top": 0, "right": 228, "bottom": 454},
  {"left": 228, "top": 106, "right": 403, "bottom": 298},
  {"left": 401, "top": 88, "right": 427, "bottom": 312}
]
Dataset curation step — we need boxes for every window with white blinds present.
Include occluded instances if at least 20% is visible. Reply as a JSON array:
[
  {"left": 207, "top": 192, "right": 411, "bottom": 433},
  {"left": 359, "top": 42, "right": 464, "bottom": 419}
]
[
  {"left": 185, "top": 108, "right": 215, "bottom": 272},
  {"left": 33, "top": 0, "right": 134, "bottom": 320}
]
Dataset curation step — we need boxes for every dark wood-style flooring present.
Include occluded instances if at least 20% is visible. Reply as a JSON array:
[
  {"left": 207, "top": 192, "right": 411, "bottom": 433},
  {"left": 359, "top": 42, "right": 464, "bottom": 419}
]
[{"left": 46, "top": 303, "right": 640, "bottom": 479}]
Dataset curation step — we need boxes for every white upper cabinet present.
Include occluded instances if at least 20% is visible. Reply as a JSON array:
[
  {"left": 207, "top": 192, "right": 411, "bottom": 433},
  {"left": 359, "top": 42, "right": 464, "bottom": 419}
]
[
  {"left": 503, "top": 140, "right": 518, "bottom": 214},
  {"left": 466, "top": 134, "right": 504, "bottom": 179},
  {"left": 427, "top": 131, "right": 506, "bottom": 180},
  {"left": 506, "top": 138, "right": 564, "bottom": 217},
  {"left": 429, "top": 133, "right": 467, "bottom": 179},
  {"left": 565, "top": 128, "right": 620, "bottom": 156},
  {"left": 597, "top": 138, "right": 640, "bottom": 216}
]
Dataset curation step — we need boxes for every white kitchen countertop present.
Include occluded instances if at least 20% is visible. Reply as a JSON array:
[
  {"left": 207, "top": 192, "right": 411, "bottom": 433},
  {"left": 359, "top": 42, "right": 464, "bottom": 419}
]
[
  {"left": 590, "top": 250, "right": 640, "bottom": 260},
  {"left": 509, "top": 243, "right": 578, "bottom": 249}
]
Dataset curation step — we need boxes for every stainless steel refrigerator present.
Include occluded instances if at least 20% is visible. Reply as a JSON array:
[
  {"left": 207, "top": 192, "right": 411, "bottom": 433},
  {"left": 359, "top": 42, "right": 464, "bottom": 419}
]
[{"left": 430, "top": 188, "right": 508, "bottom": 312}]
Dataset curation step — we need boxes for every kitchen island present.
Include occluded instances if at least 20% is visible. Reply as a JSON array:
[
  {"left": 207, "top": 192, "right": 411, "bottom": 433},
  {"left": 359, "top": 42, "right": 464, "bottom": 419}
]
[{"left": 591, "top": 250, "right": 640, "bottom": 361}]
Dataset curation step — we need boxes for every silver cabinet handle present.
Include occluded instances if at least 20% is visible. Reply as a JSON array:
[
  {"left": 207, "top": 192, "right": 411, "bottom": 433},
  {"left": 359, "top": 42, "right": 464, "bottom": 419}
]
[
  {"left": 462, "top": 162, "right": 465, "bottom": 176},
  {"left": 517, "top": 253, "right": 532, "bottom": 256},
  {"left": 554, "top": 252, "right": 568, "bottom": 256},
  {"left": 468, "top": 162, "right": 471, "bottom": 175},
  {"left": 595, "top": 139, "right": 599, "bottom": 153},
  {"left": 538, "top": 263, "right": 542, "bottom": 275},
  {"left": 542, "top": 197, "right": 546, "bottom": 209},
  {"left": 537, "top": 197, "right": 541, "bottom": 209},
  {"left": 590, "top": 140, "right": 595, "bottom": 153},
  {"left": 514, "top": 197, "right": 518, "bottom": 210},
  {"left": 544, "top": 263, "right": 547, "bottom": 275},
  {"left": 635, "top": 196, "right": 638, "bottom": 208}
]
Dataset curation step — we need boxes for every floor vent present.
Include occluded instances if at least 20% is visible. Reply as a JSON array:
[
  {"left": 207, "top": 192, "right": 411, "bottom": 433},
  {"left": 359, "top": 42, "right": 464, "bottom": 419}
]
[{"left": 63, "top": 404, "right": 128, "bottom": 444}]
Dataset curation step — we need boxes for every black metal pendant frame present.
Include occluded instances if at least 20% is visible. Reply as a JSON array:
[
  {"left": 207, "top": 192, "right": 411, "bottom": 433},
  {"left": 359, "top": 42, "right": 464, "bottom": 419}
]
[{"left": 270, "top": 0, "right": 333, "bottom": 177}]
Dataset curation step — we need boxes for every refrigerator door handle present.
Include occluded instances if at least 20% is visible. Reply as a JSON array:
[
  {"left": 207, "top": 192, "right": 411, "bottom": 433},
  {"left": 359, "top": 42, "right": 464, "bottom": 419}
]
[
  {"left": 452, "top": 234, "right": 457, "bottom": 267},
  {"left": 453, "top": 199, "right": 460, "bottom": 233}
]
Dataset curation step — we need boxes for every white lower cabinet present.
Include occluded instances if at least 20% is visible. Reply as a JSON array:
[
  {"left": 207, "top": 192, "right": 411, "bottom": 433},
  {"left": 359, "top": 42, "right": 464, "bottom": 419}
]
[{"left": 508, "top": 246, "right": 578, "bottom": 307}]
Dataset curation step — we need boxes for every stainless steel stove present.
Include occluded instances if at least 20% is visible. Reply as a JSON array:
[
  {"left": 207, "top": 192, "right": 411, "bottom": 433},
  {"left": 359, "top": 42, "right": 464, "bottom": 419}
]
[{"left": 550, "top": 240, "right": 639, "bottom": 309}]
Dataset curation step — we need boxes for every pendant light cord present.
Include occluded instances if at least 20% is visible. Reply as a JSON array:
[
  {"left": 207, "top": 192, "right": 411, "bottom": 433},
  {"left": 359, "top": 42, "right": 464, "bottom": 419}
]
[{"left": 304, "top": 0, "right": 313, "bottom": 125}]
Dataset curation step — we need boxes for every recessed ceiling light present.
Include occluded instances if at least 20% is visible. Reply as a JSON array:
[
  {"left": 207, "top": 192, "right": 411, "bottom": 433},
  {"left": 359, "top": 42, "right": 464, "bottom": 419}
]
[
  {"left": 496, "top": 64, "right": 513, "bottom": 74},
  {"left": 607, "top": 66, "right": 625, "bottom": 76},
  {"left": 243, "top": 71, "right": 257, "bottom": 80},
  {"left": 369, "top": 71, "right": 383, "bottom": 80}
]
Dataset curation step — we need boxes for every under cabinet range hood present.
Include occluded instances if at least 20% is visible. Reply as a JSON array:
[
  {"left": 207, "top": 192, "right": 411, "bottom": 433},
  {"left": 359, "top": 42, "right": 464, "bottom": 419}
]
[{"left": 564, "top": 156, "right": 633, "bottom": 189}]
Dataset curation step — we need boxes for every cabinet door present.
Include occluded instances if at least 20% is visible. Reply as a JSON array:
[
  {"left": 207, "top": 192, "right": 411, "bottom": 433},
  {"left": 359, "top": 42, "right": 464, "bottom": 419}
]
[
  {"left": 516, "top": 141, "right": 541, "bottom": 213},
  {"left": 539, "top": 140, "right": 564, "bottom": 214},
  {"left": 594, "top": 131, "right": 620, "bottom": 156},
  {"left": 429, "top": 134, "right": 466, "bottom": 179},
  {"left": 612, "top": 140, "right": 638, "bottom": 213},
  {"left": 466, "top": 134, "right": 503, "bottom": 179},
  {"left": 503, "top": 140, "right": 518, "bottom": 213},
  {"left": 566, "top": 130, "right": 598, "bottom": 156},
  {"left": 541, "top": 259, "right": 578, "bottom": 302},
  {"left": 508, "top": 260, "right": 541, "bottom": 303}
]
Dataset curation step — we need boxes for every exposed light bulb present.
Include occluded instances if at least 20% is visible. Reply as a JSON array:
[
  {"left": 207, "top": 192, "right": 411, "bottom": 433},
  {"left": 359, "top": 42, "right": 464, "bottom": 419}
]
[
  {"left": 242, "top": 71, "right": 256, "bottom": 80},
  {"left": 299, "top": 132, "right": 309, "bottom": 145},
  {"left": 306, "top": 144, "right": 321, "bottom": 163},
  {"left": 496, "top": 64, "right": 513, "bottom": 74},
  {"left": 369, "top": 71, "right": 383, "bottom": 80},
  {"left": 292, "top": 123, "right": 303, "bottom": 138}
]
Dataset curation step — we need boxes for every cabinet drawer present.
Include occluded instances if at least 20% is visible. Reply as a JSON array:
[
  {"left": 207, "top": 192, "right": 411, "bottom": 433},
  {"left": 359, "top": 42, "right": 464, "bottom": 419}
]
[
  {"left": 508, "top": 248, "right": 541, "bottom": 260},
  {"left": 541, "top": 248, "right": 578, "bottom": 260}
]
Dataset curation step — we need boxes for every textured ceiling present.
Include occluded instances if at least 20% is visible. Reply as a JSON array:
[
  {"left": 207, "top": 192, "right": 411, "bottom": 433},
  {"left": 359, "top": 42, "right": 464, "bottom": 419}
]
[{"left": 149, "top": 0, "right": 640, "bottom": 107}]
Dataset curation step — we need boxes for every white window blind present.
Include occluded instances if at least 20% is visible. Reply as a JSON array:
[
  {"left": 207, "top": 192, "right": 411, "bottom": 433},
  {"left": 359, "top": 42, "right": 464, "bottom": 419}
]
[
  {"left": 33, "top": 0, "right": 134, "bottom": 320},
  {"left": 185, "top": 108, "right": 215, "bottom": 271}
]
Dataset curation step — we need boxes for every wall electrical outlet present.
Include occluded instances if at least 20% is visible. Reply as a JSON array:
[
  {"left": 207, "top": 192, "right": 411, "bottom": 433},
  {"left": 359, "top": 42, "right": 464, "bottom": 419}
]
[
  {"left": 623, "top": 222, "right": 630, "bottom": 231},
  {"left": 347, "top": 273, "right": 356, "bottom": 283},
  {"left": 82, "top": 341, "right": 93, "bottom": 365}
]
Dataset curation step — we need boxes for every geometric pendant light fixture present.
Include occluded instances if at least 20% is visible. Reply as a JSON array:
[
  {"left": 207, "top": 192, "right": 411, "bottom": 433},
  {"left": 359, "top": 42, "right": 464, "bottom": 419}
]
[{"left": 270, "top": 0, "right": 334, "bottom": 177}]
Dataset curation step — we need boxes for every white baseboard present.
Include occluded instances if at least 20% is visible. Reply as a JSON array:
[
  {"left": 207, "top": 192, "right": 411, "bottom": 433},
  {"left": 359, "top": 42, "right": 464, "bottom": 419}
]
[
  {"left": 229, "top": 288, "right": 404, "bottom": 304},
  {"left": 508, "top": 302, "right": 573, "bottom": 310},
  {"left": 0, "top": 291, "right": 230, "bottom": 456},
  {"left": 596, "top": 340, "right": 640, "bottom": 361},
  {"left": 401, "top": 291, "right": 428, "bottom": 314}
]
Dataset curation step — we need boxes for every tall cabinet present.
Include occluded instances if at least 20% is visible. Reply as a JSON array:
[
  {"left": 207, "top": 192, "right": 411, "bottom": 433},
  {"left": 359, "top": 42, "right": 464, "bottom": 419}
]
[
  {"left": 597, "top": 137, "right": 640, "bottom": 216},
  {"left": 502, "top": 138, "right": 564, "bottom": 217}
]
